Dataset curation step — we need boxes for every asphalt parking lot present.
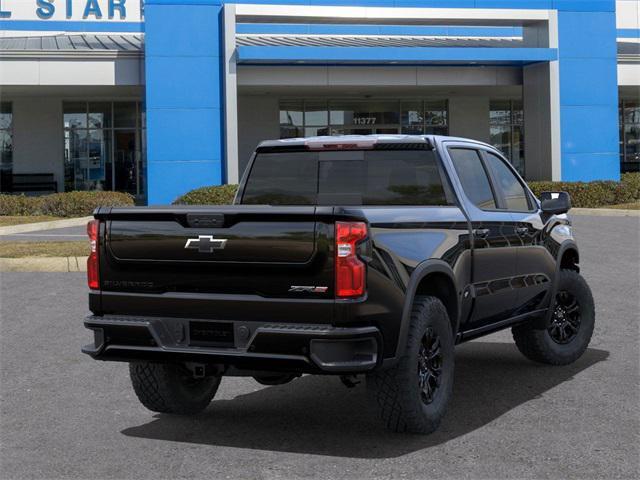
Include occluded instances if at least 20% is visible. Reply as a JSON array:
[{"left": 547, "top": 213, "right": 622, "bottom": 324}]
[{"left": 1, "top": 214, "right": 638, "bottom": 480}]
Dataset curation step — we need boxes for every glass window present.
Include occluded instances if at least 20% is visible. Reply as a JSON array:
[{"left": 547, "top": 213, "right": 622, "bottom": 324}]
[
  {"left": 489, "top": 100, "right": 511, "bottom": 125},
  {"left": 0, "top": 102, "right": 12, "bottom": 193},
  {"left": 490, "top": 100, "right": 525, "bottom": 175},
  {"left": 279, "top": 98, "right": 448, "bottom": 139},
  {"left": 449, "top": 148, "right": 496, "bottom": 210},
  {"left": 484, "top": 152, "right": 531, "bottom": 211},
  {"left": 425, "top": 100, "right": 447, "bottom": 126},
  {"left": 304, "top": 101, "right": 328, "bottom": 127},
  {"left": 63, "top": 101, "right": 146, "bottom": 200},
  {"left": 401, "top": 101, "right": 423, "bottom": 127},
  {"left": 0, "top": 102, "right": 12, "bottom": 130},
  {"left": 620, "top": 100, "right": 640, "bottom": 173},
  {"left": 114, "top": 102, "right": 136, "bottom": 128},
  {"left": 331, "top": 100, "right": 400, "bottom": 126},
  {"left": 63, "top": 102, "right": 87, "bottom": 129},
  {"left": 279, "top": 101, "right": 304, "bottom": 139},
  {"left": 89, "top": 102, "right": 112, "bottom": 129},
  {"left": 242, "top": 152, "right": 318, "bottom": 205},
  {"left": 242, "top": 150, "right": 451, "bottom": 206}
]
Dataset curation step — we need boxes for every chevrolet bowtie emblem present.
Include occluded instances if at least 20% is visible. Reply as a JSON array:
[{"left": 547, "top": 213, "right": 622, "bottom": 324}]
[{"left": 184, "top": 235, "right": 228, "bottom": 253}]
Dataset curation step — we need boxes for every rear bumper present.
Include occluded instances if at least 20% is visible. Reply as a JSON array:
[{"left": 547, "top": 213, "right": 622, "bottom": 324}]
[{"left": 82, "top": 315, "right": 381, "bottom": 374}]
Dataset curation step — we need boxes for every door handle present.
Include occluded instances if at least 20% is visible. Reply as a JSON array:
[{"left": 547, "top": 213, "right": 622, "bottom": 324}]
[
  {"left": 473, "top": 228, "right": 490, "bottom": 239},
  {"left": 516, "top": 227, "right": 529, "bottom": 236}
]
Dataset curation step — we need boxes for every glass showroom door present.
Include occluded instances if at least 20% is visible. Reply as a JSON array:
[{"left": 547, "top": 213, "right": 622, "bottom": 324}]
[{"left": 114, "top": 130, "right": 143, "bottom": 197}]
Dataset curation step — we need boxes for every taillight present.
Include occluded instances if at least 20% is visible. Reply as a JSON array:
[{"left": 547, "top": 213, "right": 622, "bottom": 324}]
[
  {"left": 87, "top": 219, "right": 100, "bottom": 290},
  {"left": 335, "top": 221, "right": 367, "bottom": 298}
]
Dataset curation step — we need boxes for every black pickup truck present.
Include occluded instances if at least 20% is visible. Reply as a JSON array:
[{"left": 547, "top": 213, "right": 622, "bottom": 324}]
[{"left": 82, "top": 135, "right": 594, "bottom": 434}]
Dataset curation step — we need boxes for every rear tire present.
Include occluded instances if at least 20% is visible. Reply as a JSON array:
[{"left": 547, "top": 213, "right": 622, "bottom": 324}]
[
  {"left": 129, "top": 362, "right": 221, "bottom": 414},
  {"left": 367, "top": 296, "right": 454, "bottom": 434},
  {"left": 512, "top": 269, "right": 595, "bottom": 365}
]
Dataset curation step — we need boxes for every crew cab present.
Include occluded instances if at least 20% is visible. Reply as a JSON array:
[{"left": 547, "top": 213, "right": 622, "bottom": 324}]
[{"left": 82, "top": 135, "right": 595, "bottom": 433}]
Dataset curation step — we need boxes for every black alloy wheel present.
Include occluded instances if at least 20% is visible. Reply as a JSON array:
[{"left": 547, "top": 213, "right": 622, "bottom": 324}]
[
  {"left": 548, "top": 290, "right": 581, "bottom": 344},
  {"left": 418, "top": 327, "right": 443, "bottom": 405}
]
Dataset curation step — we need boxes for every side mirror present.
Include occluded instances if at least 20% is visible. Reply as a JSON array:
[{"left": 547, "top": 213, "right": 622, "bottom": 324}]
[{"left": 539, "top": 191, "right": 571, "bottom": 215}]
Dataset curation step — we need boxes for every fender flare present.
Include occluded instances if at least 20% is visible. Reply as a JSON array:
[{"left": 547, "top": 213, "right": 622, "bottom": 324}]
[
  {"left": 389, "top": 259, "right": 460, "bottom": 363},
  {"left": 535, "top": 240, "right": 580, "bottom": 329}
]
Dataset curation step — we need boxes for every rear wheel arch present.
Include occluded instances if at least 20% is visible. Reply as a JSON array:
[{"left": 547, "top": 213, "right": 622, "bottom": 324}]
[
  {"left": 391, "top": 260, "right": 460, "bottom": 361},
  {"left": 414, "top": 272, "right": 459, "bottom": 337}
]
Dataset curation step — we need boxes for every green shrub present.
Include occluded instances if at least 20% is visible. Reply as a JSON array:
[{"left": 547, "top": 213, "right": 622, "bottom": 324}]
[
  {"left": 173, "top": 184, "right": 239, "bottom": 205},
  {"left": 528, "top": 173, "right": 640, "bottom": 208},
  {"left": 0, "top": 191, "right": 134, "bottom": 217},
  {"left": 0, "top": 195, "right": 43, "bottom": 216},
  {"left": 170, "top": 174, "right": 640, "bottom": 209}
]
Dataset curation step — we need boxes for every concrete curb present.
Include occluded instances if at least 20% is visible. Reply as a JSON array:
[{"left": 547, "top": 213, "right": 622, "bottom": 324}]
[
  {"left": 0, "top": 256, "right": 87, "bottom": 272},
  {"left": 0, "top": 216, "right": 93, "bottom": 236},
  {"left": 569, "top": 208, "right": 640, "bottom": 217}
]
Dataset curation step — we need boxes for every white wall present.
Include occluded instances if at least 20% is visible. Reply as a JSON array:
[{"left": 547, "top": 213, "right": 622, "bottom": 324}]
[
  {"left": 11, "top": 97, "right": 65, "bottom": 191},
  {"left": 617, "top": 0, "right": 640, "bottom": 30},
  {"left": 0, "top": 57, "right": 143, "bottom": 86},
  {"left": 237, "top": 95, "right": 280, "bottom": 178}
]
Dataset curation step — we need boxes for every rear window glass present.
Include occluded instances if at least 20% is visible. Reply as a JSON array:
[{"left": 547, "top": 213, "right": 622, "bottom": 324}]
[{"left": 241, "top": 150, "right": 452, "bottom": 206}]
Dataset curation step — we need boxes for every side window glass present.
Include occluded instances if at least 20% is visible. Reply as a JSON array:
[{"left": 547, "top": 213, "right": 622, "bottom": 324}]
[
  {"left": 448, "top": 148, "right": 496, "bottom": 209},
  {"left": 484, "top": 152, "right": 531, "bottom": 211}
]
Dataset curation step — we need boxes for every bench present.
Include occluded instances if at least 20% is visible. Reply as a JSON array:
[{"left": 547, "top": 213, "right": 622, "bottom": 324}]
[{"left": 10, "top": 173, "right": 58, "bottom": 194}]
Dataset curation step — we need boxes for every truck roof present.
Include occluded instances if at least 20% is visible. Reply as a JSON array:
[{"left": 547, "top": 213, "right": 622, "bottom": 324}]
[{"left": 256, "top": 134, "right": 492, "bottom": 150}]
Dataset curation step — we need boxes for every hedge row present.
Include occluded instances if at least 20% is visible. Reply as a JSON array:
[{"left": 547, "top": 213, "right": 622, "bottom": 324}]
[
  {"left": 172, "top": 173, "right": 640, "bottom": 209},
  {"left": 3, "top": 173, "right": 637, "bottom": 215},
  {"left": 528, "top": 173, "right": 640, "bottom": 209},
  {"left": 173, "top": 184, "right": 239, "bottom": 206},
  {"left": 0, "top": 191, "right": 135, "bottom": 217}
]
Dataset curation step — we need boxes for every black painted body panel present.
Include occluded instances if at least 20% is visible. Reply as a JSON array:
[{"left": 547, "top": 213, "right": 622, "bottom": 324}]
[{"left": 85, "top": 135, "right": 576, "bottom": 374}]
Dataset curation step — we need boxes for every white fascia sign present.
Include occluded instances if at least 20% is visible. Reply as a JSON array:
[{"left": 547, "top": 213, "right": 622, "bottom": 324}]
[{"left": 0, "top": 0, "right": 143, "bottom": 22}]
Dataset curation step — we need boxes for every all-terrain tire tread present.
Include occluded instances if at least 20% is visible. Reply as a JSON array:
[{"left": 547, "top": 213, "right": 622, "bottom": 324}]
[
  {"left": 129, "top": 362, "right": 220, "bottom": 414},
  {"left": 512, "top": 269, "right": 595, "bottom": 365},
  {"left": 368, "top": 296, "right": 453, "bottom": 434}
]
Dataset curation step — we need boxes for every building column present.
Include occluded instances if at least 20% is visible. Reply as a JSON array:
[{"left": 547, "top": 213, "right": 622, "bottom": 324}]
[
  {"left": 523, "top": 15, "right": 561, "bottom": 181},
  {"left": 144, "top": 0, "right": 225, "bottom": 205},
  {"left": 523, "top": 62, "right": 558, "bottom": 181},
  {"left": 448, "top": 96, "right": 490, "bottom": 144},
  {"left": 556, "top": 8, "right": 620, "bottom": 181}
]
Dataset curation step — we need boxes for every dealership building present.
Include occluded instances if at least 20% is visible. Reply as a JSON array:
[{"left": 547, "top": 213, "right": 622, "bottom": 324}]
[{"left": 0, "top": 0, "right": 638, "bottom": 204}]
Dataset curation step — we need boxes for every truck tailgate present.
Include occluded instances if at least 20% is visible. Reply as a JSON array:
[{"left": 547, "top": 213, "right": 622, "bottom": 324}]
[{"left": 93, "top": 205, "right": 336, "bottom": 320}]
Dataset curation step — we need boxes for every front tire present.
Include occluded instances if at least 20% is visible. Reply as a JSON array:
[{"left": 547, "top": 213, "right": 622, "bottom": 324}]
[
  {"left": 512, "top": 269, "right": 595, "bottom": 365},
  {"left": 129, "top": 362, "right": 221, "bottom": 414},
  {"left": 367, "top": 296, "right": 454, "bottom": 434}
]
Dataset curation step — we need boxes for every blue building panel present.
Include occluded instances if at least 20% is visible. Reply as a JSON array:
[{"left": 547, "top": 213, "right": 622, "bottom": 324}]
[
  {"left": 144, "top": 4, "right": 222, "bottom": 57},
  {"left": 145, "top": 0, "right": 225, "bottom": 205},
  {"left": 148, "top": 160, "right": 224, "bottom": 205},
  {"left": 146, "top": 108, "right": 223, "bottom": 162},
  {"left": 236, "top": 46, "right": 558, "bottom": 64},
  {"left": 559, "top": 58, "right": 618, "bottom": 106},
  {"left": 557, "top": 11, "right": 618, "bottom": 58},
  {"left": 146, "top": 57, "right": 222, "bottom": 109},
  {"left": 557, "top": 9, "right": 619, "bottom": 181},
  {"left": 560, "top": 105, "right": 619, "bottom": 154},
  {"left": 561, "top": 153, "right": 620, "bottom": 182},
  {"left": 139, "top": 0, "right": 624, "bottom": 203}
]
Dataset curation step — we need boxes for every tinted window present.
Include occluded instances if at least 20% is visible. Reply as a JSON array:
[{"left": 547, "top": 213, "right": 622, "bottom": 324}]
[
  {"left": 448, "top": 148, "right": 496, "bottom": 209},
  {"left": 484, "top": 152, "right": 531, "bottom": 211},
  {"left": 242, "top": 149, "right": 451, "bottom": 206},
  {"left": 241, "top": 152, "right": 318, "bottom": 205}
]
